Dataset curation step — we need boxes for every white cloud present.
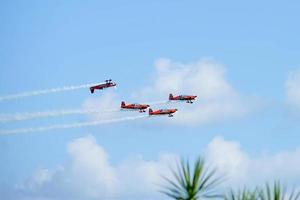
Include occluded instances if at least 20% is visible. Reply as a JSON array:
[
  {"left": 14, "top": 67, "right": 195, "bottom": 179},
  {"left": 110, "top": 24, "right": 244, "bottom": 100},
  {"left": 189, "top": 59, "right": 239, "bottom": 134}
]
[
  {"left": 134, "top": 58, "right": 251, "bottom": 125},
  {"left": 15, "top": 135, "right": 176, "bottom": 200},
  {"left": 82, "top": 91, "right": 121, "bottom": 120},
  {"left": 16, "top": 136, "right": 118, "bottom": 200},
  {"left": 206, "top": 137, "right": 250, "bottom": 186},
  {"left": 285, "top": 69, "right": 300, "bottom": 110},
  {"left": 78, "top": 58, "right": 258, "bottom": 126},
  {"left": 207, "top": 137, "right": 300, "bottom": 188},
  {"left": 115, "top": 154, "right": 175, "bottom": 199},
  {"left": 12, "top": 136, "right": 300, "bottom": 200}
]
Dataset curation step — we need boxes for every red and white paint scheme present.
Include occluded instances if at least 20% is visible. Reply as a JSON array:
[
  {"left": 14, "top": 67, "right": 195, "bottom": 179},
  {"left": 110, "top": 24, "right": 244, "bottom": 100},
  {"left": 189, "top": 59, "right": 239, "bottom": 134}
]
[
  {"left": 169, "top": 93, "right": 197, "bottom": 104},
  {"left": 121, "top": 101, "right": 150, "bottom": 112},
  {"left": 89, "top": 79, "right": 116, "bottom": 93},
  {"left": 149, "top": 108, "right": 178, "bottom": 117}
]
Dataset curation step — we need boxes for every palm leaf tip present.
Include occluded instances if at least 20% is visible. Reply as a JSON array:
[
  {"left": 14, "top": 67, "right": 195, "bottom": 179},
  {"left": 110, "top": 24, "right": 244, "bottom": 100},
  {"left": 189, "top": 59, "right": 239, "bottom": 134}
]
[
  {"left": 259, "top": 181, "right": 300, "bottom": 200},
  {"left": 160, "top": 156, "right": 222, "bottom": 200}
]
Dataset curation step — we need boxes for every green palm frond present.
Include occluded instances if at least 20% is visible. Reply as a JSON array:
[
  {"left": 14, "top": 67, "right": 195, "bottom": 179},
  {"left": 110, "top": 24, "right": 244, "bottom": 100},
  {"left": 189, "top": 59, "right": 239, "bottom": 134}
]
[
  {"left": 224, "top": 188, "right": 258, "bottom": 200},
  {"left": 259, "top": 181, "right": 300, "bottom": 200},
  {"left": 160, "top": 157, "right": 222, "bottom": 200}
]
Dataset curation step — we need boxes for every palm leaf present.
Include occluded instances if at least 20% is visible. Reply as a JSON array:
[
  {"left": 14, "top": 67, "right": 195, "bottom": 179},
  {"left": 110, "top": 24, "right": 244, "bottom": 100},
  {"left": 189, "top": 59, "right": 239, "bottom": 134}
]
[
  {"left": 160, "top": 156, "right": 222, "bottom": 200},
  {"left": 259, "top": 181, "right": 300, "bottom": 200},
  {"left": 224, "top": 188, "right": 258, "bottom": 200}
]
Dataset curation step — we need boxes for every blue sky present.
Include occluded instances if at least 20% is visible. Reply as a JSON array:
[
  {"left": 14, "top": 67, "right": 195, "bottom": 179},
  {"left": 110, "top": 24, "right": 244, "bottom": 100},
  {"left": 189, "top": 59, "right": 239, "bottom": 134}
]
[{"left": 1, "top": 0, "right": 300, "bottom": 199}]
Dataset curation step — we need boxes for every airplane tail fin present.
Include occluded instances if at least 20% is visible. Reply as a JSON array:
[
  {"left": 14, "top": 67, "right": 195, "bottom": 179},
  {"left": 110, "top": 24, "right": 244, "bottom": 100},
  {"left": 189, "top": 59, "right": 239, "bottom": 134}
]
[
  {"left": 121, "top": 101, "right": 125, "bottom": 108},
  {"left": 169, "top": 94, "right": 173, "bottom": 100},
  {"left": 149, "top": 108, "right": 153, "bottom": 115},
  {"left": 90, "top": 87, "right": 94, "bottom": 94}
]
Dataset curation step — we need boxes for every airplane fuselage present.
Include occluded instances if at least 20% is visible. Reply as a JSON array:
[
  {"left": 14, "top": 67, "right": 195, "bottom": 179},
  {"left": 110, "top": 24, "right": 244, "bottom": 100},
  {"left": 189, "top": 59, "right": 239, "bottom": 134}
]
[
  {"left": 121, "top": 102, "right": 150, "bottom": 112},
  {"left": 149, "top": 109, "right": 178, "bottom": 117},
  {"left": 90, "top": 82, "right": 116, "bottom": 93},
  {"left": 169, "top": 94, "right": 197, "bottom": 103}
]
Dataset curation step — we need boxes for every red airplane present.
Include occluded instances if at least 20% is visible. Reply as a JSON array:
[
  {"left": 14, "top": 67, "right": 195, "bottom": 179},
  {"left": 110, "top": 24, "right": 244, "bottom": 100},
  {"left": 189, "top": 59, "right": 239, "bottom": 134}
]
[
  {"left": 121, "top": 101, "right": 150, "bottom": 112},
  {"left": 149, "top": 108, "right": 178, "bottom": 117},
  {"left": 90, "top": 79, "right": 116, "bottom": 93},
  {"left": 169, "top": 93, "right": 197, "bottom": 104}
]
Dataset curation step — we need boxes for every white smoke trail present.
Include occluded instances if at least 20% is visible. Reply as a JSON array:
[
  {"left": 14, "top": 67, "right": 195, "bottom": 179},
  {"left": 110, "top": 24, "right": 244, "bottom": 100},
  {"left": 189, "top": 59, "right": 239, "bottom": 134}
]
[
  {"left": 143, "top": 100, "right": 169, "bottom": 106},
  {"left": 0, "top": 115, "right": 147, "bottom": 135},
  {"left": 141, "top": 100, "right": 181, "bottom": 107},
  {"left": 0, "top": 100, "right": 173, "bottom": 123},
  {"left": 0, "top": 82, "right": 106, "bottom": 102},
  {"left": 0, "top": 108, "right": 120, "bottom": 123}
]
